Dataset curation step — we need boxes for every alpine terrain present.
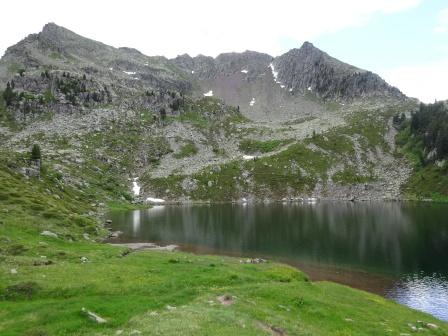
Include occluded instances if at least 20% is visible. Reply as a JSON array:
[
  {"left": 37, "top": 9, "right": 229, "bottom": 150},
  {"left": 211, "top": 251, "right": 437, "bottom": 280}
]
[{"left": 0, "top": 23, "right": 447, "bottom": 335}]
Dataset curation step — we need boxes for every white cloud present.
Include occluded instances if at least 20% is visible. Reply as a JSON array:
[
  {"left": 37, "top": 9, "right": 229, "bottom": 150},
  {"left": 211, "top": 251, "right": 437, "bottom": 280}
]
[
  {"left": 434, "top": 8, "right": 448, "bottom": 34},
  {"left": 382, "top": 60, "right": 448, "bottom": 103},
  {"left": 0, "top": 0, "right": 421, "bottom": 58}
]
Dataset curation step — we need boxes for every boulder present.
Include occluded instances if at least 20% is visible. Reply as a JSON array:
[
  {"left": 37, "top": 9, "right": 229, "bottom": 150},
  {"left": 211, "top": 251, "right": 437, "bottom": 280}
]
[{"left": 40, "top": 230, "right": 58, "bottom": 238}]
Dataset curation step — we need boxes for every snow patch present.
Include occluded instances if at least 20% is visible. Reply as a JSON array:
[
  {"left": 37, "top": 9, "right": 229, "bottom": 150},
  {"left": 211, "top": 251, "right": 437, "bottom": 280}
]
[
  {"left": 123, "top": 71, "right": 136, "bottom": 75},
  {"left": 307, "top": 86, "right": 312, "bottom": 91},
  {"left": 243, "top": 155, "right": 255, "bottom": 160},
  {"left": 132, "top": 178, "right": 140, "bottom": 196},
  {"left": 249, "top": 98, "right": 256, "bottom": 106},
  {"left": 269, "top": 63, "right": 278, "bottom": 81},
  {"left": 109, "top": 67, "right": 113, "bottom": 71},
  {"left": 269, "top": 62, "right": 287, "bottom": 88},
  {"left": 146, "top": 197, "right": 166, "bottom": 204},
  {"left": 191, "top": 70, "right": 195, "bottom": 74},
  {"left": 241, "top": 69, "right": 248, "bottom": 74},
  {"left": 203, "top": 90, "right": 213, "bottom": 97},
  {"left": 289, "top": 88, "right": 293, "bottom": 92}
]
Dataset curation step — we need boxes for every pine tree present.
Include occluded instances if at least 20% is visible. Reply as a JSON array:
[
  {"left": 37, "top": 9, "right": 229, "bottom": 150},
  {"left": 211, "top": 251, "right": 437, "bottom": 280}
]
[
  {"left": 2, "top": 82, "right": 15, "bottom": 106},
  {"left": 31, "top": 144, "right": 41, "bottom": 161}
]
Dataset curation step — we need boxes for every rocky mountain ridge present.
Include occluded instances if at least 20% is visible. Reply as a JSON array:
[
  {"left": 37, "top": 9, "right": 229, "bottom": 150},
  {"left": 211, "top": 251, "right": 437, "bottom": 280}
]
[{"left": 0, "top": 23, "right": 416, "bottom": 203}]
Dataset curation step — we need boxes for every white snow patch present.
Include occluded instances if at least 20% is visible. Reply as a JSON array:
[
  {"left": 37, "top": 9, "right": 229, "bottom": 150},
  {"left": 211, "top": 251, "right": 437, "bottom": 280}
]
[
  {"left": 289, "top": 88, "right": 293, "bottom": 92},
  {"left": 191, "top": 70, "right": 195, "bottom": 74},
  {"left": 269, "top": 63, "right": 278, "bottom": 81},
  {"left": 132, "top": 178, "right": 141, "bottom": 196},
  {"left": 243, "top": 155, "right": 255, "bottom": 160},
  {"left": 307, "top": 86, "right": 312, "bottom": 91},
  {"left": 133, "top": 77, "right": 140, "bottom": 80},
  {"left": 249, "top": 97, "right": 256, "bottom": 106},
  {"left": 144, "top": 63, "right": 149, "bottom": 66},
  {"left": 123, "top": 71, "right": 136, "bottom": 75},
  {"left": 203, "top": 90, "right": 213, "bottom": 97},
  {"left": 241, "top": 69, "right": 248, "bottom": 74},
  {"left": 280, "top": 84, "right": 285, "bottom": 88},
  {"left": 146, "top": 197, "right": 166, "bottom": 204},
  {"left": 109, "top": 67, "right": 113, "bottom": 71}
]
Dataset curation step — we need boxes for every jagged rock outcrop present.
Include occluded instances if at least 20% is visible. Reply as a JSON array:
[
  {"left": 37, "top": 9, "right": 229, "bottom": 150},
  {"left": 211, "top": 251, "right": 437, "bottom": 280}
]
[{"left": 272, "top": 42, "right": 403, "bottom": 100}]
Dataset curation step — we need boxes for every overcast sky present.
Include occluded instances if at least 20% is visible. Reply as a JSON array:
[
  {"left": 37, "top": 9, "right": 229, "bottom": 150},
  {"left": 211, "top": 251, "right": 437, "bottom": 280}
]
[{"left": 1, "top": 0, "right": 447, "bottom": 102}]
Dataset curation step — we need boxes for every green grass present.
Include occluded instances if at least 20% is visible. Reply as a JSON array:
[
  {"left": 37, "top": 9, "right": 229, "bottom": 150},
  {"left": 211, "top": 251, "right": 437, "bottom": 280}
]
[
  {"left": 332, "top": 167, "right": 375, "bottom": 185},
  {"left": 174, "top": 140, "right": 198, "bottom": 159},
  {"left": 238, "top": 139, "right": 290, "bottom": 155},
  {"left": 1, "top": 220, "right": 446, "bottom": 335}
]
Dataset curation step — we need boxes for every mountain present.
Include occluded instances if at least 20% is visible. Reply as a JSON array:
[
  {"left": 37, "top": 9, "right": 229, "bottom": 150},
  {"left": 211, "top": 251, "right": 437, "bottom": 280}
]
[
  {"left": 272, "top": 42, "right": 403, "bottom": 100},
  {"left": 172, "top": 42, "right": 403, "bottom": 122},
  {"left": 0, "top": 23, "right": 192, "bottom": 93},
  {"left": 0, "top": 23, "right": 424, "bottom": 204}
]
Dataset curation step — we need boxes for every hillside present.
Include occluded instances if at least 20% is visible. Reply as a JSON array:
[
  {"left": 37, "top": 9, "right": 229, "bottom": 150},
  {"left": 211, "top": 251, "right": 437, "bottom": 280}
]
[
  {"left": 0, "top": 23, "right": 419, "bottom": 204},
  {"left": 395, "top": 101, "right": 448, "bottom": 200}
]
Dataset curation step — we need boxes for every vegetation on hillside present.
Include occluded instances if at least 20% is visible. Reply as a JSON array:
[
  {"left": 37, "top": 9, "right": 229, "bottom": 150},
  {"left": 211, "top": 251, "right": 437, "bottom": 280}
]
[
  {"left": 395, "top": 102, "right": 448, "bottom": 200},
  {"left": 144, "top": 108, "right": 398, "bottom": 201}
]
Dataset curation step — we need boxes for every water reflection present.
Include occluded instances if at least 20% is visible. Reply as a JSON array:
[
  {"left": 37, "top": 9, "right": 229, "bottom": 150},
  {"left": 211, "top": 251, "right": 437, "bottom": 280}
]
[{"left": 108, "top": 202, "right": 448, "bottom": 321}]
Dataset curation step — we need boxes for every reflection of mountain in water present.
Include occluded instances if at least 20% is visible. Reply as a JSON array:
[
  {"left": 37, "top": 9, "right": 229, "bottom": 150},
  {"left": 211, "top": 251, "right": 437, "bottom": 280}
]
[{"left": 110, "top": 202, "right": 448, "bottom": 276}]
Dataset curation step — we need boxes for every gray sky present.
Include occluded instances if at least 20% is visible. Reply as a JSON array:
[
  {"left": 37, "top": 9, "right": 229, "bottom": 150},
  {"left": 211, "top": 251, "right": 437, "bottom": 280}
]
[{"left": 1, "top": 0, "right": 447, "bottom": 102}]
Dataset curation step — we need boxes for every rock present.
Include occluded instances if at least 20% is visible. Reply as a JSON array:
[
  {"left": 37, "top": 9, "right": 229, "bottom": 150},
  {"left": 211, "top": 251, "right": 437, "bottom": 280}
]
[
  {"left": 108, "top": 231, "right": 123, "bottom": 239},
  {"left": 207, "top": 180, "right": 213, "bottom": 187},
  {"left": 105, "top": 219, "right": 112, "bottom": 225},
  {"left": 426, "top": 323, "right": 438, "bottom": 329},
  {"left": 40, "top": 230, "right": 58, "bottom": 238},
  {"left": 10, "top": 268, "right": 18, "bottom": 274},
  {"left": 239, "top": 258, "right": 267, "bottom": 264},
  {"left": 130, "top": 331, "right": 141, "bottom": 336},
  {"left": 166, "top": 305, "right": 176, "bottom": 310},
  {"left": 181, "top": 177, "right": 198, "bottom": 192},
  {"left": 217, "top": 294, "right": 234, "bottom": 306},
  {"left": 80, "top": 256, "right": 89, "bottom": 263},
  {"left": 81, "top": 307, "right": 107, "bottom": 323},
  {"left": 83, "top": 233, "right": 90, "bottom": 240}
]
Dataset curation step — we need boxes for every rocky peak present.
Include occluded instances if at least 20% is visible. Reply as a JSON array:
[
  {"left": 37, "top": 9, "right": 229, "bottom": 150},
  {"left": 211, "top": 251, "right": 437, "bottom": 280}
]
[{"left": 272, "top": 41, "right": 403, "bottom": 100}]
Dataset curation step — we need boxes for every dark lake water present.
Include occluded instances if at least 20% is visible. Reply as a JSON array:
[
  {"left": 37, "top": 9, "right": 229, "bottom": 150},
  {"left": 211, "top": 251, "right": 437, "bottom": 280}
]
[{"left": 107, "top": 202, "right": 448, "bottom": 321}]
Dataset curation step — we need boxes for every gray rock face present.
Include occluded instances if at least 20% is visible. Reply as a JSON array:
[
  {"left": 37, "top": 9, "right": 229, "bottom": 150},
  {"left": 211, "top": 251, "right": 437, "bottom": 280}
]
[
  {"left": 272, "top": 42, "right": 403, "bottom": 100},
  {"left": 0, "top": 23, "right": 191, "bottom": 93},
  {"left": 172, "top": 51, "right": 272, "bottom": 81}
]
